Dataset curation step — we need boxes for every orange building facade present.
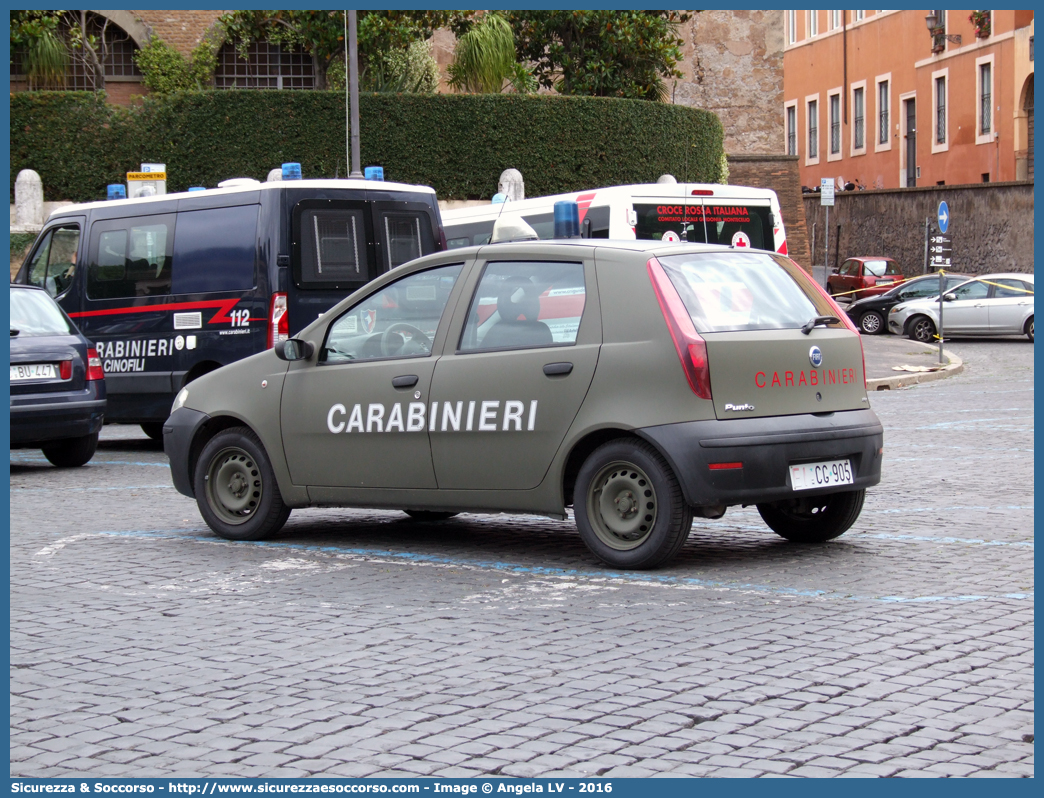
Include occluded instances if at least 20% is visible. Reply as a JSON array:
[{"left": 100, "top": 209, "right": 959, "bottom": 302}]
[{"left": 783, "top": 10, "right": 1034, "bottom": 189}]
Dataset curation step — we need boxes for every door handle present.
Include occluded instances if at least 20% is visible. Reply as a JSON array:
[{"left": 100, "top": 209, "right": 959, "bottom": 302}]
[
  {"left": 543, "top": 362, "right": 573, "bottom": 376},
  {"left": 392, "top": 375, "right": 419, "bottom": 388}
]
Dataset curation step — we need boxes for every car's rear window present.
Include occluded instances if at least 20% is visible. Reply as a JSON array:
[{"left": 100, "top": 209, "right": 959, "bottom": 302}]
[
  {"left": 657, "top": 252, "right": 837, "bottom": 333},
  {"left": 10, "top": 288, "right": 75, "bottom": 337},
  {"left": 864, "top": 259, "right": 901, "bottom": 276}
]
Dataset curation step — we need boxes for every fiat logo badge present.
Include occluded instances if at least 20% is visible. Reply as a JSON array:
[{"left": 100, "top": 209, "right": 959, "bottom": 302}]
[{"left": 809, "top": 346, "right": 823, "bottom": 368}]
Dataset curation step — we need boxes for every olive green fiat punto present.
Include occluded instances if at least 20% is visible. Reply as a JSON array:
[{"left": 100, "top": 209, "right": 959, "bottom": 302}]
[{"left": 165, "top": 236, "right": 883, "bottom": 569}]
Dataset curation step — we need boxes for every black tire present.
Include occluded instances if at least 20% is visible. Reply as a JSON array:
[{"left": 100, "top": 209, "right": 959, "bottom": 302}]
[
  {"left": 908, "top": 315, "right": 936, "bottom": 343},
  {"left": 140, "top": 422, "right": 164, "bottom": 441},
  {"left": 573, "top": 439, "right": 693, "bottom": 570},
  {"left": 859, "top": 311, "right": 884, "bottom": 335},
  {"left": 404, "top": 510, "right": 458, "bottom": 521},
  {"left": 1026, "top": 316, "right": 1034, "bottom": 342},
  {"left": 193, "top": 426, "right": 291, "bottom": 541},
  {"left": 757, "top": 489, "right": 865, "bottom": 543},
  {"left": 41, "top": 432, "right": 99, "bottom": 468}
]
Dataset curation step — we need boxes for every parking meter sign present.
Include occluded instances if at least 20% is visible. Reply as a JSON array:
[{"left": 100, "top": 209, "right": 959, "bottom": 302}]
[{"left": 820, "top": 178, "right": 835, "bottom": 207}]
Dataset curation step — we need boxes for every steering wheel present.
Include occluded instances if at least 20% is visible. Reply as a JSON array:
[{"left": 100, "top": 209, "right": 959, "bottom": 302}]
[{"left": 380, "top": 323, "right": 431, "bottom": 357}]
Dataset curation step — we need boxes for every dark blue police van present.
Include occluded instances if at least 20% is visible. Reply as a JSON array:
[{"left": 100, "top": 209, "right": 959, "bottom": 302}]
[{"left": 15, "top": 178, "right": 446, "bottom": 439}]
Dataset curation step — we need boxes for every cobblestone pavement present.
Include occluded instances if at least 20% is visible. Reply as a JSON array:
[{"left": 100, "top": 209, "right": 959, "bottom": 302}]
[{"left": 10, "top": 338, "right": 1033, "bottom": 778}]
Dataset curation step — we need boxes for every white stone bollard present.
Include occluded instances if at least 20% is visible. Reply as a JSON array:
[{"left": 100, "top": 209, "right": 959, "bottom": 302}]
[
  {"left": 657, "top": 174, "right": 677, "bottom": 184},
  {"left": 266, "top": 168, "right": 283, "bottom": 182},
  {"left": 15, "top": 169, "right": 44, "bottom": 227},
  {"left": 498, "top": 168, "right": 524, "bottom": 201}
]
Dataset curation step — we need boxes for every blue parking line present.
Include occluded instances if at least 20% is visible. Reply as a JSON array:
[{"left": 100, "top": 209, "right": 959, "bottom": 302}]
[
  {"left": 55, "top": 527, "right": 1034, "bottom": 604},
  {"left": 10, "top": 456, "right": 170, "bottom": 468}
]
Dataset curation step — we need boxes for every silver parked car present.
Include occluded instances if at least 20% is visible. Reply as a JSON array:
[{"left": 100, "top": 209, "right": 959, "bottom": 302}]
[{"left": 888, "top": 273, "right": 1034, "bottom": 343}]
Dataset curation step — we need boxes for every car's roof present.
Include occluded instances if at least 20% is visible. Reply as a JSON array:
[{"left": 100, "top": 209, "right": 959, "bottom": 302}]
[
  {"left": 49, "top": 178, "right": 436, "bottom": 217},
  {"left": 846, "top": 256, "right": 896, "bottom": 261},
  {"left": 974, "top": 272, "right": 1034, "bottom": 282},
  {"left": 455, "top": 238, "right": 772, "bottom": 259},
  {"left": 9, "top": 283, "right": 44, "bottom": 291}
]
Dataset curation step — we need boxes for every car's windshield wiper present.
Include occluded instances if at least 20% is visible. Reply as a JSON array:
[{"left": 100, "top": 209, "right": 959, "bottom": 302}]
[{"left": 801, "top": 315, "right": 840, "bottom": 335}]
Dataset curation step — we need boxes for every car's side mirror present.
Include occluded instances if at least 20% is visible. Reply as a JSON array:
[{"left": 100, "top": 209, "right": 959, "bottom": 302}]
[
  {"left": 274, "top": 338, "right": 315, "bottom": 361},
  {"left": 831, "top": 268, "right": 839, "bottom": 275},
  {"left": 943, "top": 293, "right": 957, "bottom": 302}
]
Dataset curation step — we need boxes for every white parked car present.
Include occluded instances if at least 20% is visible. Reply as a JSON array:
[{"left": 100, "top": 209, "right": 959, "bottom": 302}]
[{"left": 888, "top": 273, "right": 1034, "bottom": 343}]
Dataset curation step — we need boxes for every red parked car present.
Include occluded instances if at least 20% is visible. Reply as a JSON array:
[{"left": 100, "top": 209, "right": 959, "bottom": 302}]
[{"left": 827, "top": 257, "right": 905, "bottom": 301}]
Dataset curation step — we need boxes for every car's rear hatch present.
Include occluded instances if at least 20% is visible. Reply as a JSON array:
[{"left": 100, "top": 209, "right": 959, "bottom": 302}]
[
  {"left": 703, "top": 328, "right": 866, "bottom": 419},
  {"left": 655, "top": 250, "right": 867, "bottom": 421}
]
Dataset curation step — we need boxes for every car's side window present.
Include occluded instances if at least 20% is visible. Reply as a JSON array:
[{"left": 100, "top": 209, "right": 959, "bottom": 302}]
[
  {"left": 321, "top": 264, "right": 463, "bottom": 364},
  {"left": 838, "top": 260, "right": 856, "bottom": 276},
  {"left": 993, "top": 279, "right": 1033, "bottom": 298},
  {"left": 458, "top": 261, "right": 586, "bottom": 352},
  {"left": 951, "top": 280, "right": 989, "bottom": 300},
  {"left": 25, "top": 225, "right": 80, "bottom": 298}
]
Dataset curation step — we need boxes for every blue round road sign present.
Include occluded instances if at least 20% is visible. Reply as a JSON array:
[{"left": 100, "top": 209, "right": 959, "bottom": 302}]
[{"left": 938, "top": 201, "right": 950, "bottom": 234}]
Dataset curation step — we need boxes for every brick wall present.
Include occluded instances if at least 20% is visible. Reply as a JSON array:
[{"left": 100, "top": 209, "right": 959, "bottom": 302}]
[
  {"left": 727, "top": 154, "right": 812, "bottom": 271},
  {"left": 131, "top": 10, "right": 225, "bottom": 55},
  {"left": 803, "top": 182, "right": 1035, "bottom": 275},
  {"left": 675, "top": 10, "right": 784, "bottom": 156}
]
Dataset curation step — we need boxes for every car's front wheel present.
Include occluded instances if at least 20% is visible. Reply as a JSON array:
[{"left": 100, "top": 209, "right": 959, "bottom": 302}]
[
  {"left": 41, "top": 432, "right": 99, "bottom": 468},
  {"left": 757, "top": 489, "right": 865, "bottom": 543},
  {"left": 194, "top": 427, "right": 290, "bottom": 541},
  {"left": 859, "top": 310, "right": 884, "bottom": 335},
  {"left": 573, "top": 439, "right": 692, "bottom": 570},
  {"left": 908, "top": 315, "right": 936, "bottom": 343}
]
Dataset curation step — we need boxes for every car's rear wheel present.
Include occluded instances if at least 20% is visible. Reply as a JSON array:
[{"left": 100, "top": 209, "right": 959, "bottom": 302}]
[
  {"left": 757, "top": 489, "right": 865, "bottom": 543},
  {"left": 194, "top": 427, "right": 290, "bottom": 541},
  {"left": 908, "top": 315, "right": 936, "bottom": 343},
  {"left": 140, "top": 422, "right": 164, "bottom": 441},
  {"left": 41, "top": 432, "right": 99, "bottom": 468},
  {"left": 574, "top": 440, "right": 692, "bottom": 570},
  {"left": 1026, "top": 316, "right": 1034, "bottom": 342},
  {"left": 404, "top": 510, "right": 458, "bottom": 521},
  {"left": 859, "top": 311, "right": 884, "bottom": 335}
]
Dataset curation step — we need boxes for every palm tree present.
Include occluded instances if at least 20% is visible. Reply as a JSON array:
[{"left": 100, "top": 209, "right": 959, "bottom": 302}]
[{"left": 448, "top": 13, "right": 534, "bottom": 94}]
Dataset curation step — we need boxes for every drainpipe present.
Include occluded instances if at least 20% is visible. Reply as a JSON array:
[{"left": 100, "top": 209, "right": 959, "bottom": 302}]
[{"left": 843, "top": 11, "right": 848, "bottom": 124}]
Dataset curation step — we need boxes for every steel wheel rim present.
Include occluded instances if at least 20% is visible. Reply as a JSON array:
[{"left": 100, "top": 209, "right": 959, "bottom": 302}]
[
  {"left": 205, "top": 446, "right": 262, "bottom": 525},
  {"left": 861, "top": 313, "right": 882, "bottom": 333},
  {"left": 587, "top": 460, "right": 657, "bottom": 551},
  {"left": 913, "top": 319, "right": 933, "bottom": 342}
]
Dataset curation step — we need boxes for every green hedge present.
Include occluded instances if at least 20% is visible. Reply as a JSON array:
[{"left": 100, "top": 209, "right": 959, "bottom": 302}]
[{"left": 11, "top": 91, "right": 724, "bottom": 203}]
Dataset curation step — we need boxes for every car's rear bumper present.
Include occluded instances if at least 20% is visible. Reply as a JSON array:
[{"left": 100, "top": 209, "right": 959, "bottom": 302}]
[
  {"left": 163, "top": 407, "right": 210, "bottom": 498},
  {"left": 10, "top": 385, "right": 106, "bottom": 445},
  {"left": 638, "top": 408, "right": 884, "bottom": 508}
]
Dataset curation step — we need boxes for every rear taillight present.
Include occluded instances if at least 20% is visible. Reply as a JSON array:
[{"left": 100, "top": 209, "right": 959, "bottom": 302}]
[
  {"left": 268, "top": 293, "right": 288, "bottom": 349},
  {"left": 85, "top": 348, "right": 104, "bottom": 381},
  {"left": 647, "top": 257, "right": 712, "bottom": 400},
  {"left": 690, "top": 189, "right": 714, "bottom": 196},
  {"left": 59, "top": 360, "right": 72, "bottom": 380}
]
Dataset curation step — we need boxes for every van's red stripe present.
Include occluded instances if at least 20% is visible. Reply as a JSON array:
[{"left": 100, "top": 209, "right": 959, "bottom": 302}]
[{"left": 68, "top": 298, "right": 240, "bottom": 324}]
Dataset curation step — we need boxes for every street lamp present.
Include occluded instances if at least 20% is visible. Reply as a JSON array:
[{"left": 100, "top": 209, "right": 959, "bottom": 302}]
[{"left": 925, "top": 12, "right": 962, "bottom": 49}]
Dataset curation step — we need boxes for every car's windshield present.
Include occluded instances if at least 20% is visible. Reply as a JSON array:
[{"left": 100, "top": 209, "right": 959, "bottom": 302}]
[
  {"left": 658, "top": 252, "right": 835, "bottom": 333},
  {"left": 10, "top": 288, "right": 75, "bottom": 337}
]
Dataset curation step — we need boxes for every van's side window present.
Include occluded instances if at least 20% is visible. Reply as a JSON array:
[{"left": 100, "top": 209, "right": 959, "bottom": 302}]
[
  {"left": 300, "top": 208, "right": 371, "bottom": 285},
  {"left": 87, "top": 215, "right": 174, "bottom": 300},
  {"left": 172, "top": 205, "right": 259, "bottom": 294},
  {"left": 25, "top": 225, "right": 80, "bottom": 298}
]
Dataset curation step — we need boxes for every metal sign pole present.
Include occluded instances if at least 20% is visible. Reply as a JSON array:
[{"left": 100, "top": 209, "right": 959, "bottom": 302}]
[
  {"left": 938, "top": 270, "right": 945, "bottom": 364},
  {"left": 347, "top": 10, "right": 363, "bottom": 178},
  {"left": 825, "top": 205, "right": 829, "bottom": 272}
]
